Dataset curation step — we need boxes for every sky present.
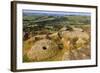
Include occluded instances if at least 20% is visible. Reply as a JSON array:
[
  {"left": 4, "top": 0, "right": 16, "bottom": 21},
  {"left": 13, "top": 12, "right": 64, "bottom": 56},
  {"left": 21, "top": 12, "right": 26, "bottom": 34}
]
[{"left": 23, "top": 9, "right": 91, "bottom": 16}]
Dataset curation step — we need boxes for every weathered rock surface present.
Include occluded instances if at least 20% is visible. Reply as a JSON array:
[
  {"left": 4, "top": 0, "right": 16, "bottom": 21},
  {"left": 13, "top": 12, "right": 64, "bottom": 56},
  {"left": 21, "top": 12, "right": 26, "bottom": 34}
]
[
  {"left": 24, "top": 27, "right": 90, "bottom": 62},
  {"left": 27, "top": 39, "right": 63, "bottom": 61}
]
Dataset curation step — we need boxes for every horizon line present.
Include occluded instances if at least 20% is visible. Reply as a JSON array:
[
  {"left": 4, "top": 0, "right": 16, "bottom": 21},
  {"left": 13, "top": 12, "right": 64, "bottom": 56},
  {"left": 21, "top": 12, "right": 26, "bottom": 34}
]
[{"left": 23, "top": 9, "right": 91, "bottom": 16}]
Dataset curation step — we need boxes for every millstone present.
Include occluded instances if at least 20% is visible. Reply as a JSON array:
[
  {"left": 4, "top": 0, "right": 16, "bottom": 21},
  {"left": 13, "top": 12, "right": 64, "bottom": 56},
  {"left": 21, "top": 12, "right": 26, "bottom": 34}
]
[{"left": 27, "top": 39, "right": 62, "bottom": 61}]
